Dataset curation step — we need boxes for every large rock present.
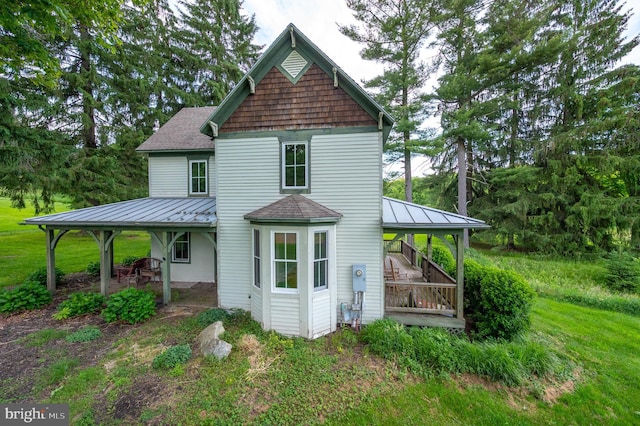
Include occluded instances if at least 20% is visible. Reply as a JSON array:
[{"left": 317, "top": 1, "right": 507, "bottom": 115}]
[{"left": 198, "top": 321, "right": 232, "bottom": 359}]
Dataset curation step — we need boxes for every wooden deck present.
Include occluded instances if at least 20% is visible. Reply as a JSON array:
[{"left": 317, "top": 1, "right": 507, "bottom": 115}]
[{"left": 384, "top": 245, "right": 465, "bottom": 330}]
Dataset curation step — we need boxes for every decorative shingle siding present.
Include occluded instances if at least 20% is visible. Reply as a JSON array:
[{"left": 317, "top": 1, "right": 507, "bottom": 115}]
[{"left": 220, "top": 65, "right": 377, "bottom": 133}]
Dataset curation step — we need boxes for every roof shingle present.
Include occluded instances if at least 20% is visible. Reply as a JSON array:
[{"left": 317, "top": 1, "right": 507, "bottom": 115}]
[
  {"left": 137, "top": 107, "right": 216, "bottom": 152},
  {"left": 244, "top": 194, "right": 342, "bottom": 223}
]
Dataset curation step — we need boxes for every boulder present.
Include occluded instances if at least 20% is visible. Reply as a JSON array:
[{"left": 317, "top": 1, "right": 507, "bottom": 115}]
[{"left": 198, "top": 321, "right": 232, "bottom": 359}]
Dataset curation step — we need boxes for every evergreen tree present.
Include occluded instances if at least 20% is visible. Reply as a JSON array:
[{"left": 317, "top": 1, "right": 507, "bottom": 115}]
[
  {"left": 340, "top": 0, "right": 437, "bottom": 203},
  {"left": 175, "top": 0, "right": 261, "bottom": 106}
]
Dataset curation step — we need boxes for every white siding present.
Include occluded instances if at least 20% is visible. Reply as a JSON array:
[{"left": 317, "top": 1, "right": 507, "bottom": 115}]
[
  {"left": 216, "top": 137, "right": 281, "bottom": 310},
  {"left": 149, "top": 156, "right": 187, "bottom": 197},
  {"left": 216, "top": 131, "right": 383, "bottom": 331},
  {"left": 251, "top": 285, "right": 263, "bottom": 325},
  {"left": 151, "top": 233, "right": 215, "bottom": 283},
  {"left": 311, "top": 291, "right": 331, "bottom": 338},
  {"left": 271, "top": 294, "right": 300, "bottom": 336},
  {"left": 309, "top": 132, "right": 383, "bottom": 324},
  {"left": 148, "top": 155, "right": 216, "bottom": 197}
]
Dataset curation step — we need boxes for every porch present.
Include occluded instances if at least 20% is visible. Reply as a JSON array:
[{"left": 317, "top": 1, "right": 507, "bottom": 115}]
[{"left": 384, "top": 239, "right": 465, "bottom": 330}]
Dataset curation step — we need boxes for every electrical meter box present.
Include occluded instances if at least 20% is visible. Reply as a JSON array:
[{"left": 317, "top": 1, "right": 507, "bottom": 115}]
[{"left": 352, "top": 264, "right": 367, "bottom": 292}]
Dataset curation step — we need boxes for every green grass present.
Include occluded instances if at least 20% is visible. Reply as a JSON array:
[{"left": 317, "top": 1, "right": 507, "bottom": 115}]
[
  {"left": 0, "top": 197, "right": 150, "bottom": 288},
  {"left": 20, "top": 328, "right": 67, "bottom": 347},
  {"left": 327, "top": 297, "right": 640, "bottom": 425}
]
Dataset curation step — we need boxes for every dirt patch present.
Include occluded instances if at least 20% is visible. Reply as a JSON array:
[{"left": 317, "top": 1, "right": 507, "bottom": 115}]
[{"left": 0, "top": 273, "right": 212, "bottom": 404}]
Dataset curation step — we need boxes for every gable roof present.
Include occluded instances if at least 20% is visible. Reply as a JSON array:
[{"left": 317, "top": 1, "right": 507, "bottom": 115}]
[
  {"left": 22, "top": 198, "right": 217, "bottom": 229},
  {"left": 382, "top": 197, "right": 489, "bottom": 231},
  {"left": 201, "top": 23, "right": 394, "bottom": 140},
  {"left": 244, "top": 194, "right": 342, "bottom": 224},
  {"left": 137, "top": 107, "right": 216, "bottom": 152}
]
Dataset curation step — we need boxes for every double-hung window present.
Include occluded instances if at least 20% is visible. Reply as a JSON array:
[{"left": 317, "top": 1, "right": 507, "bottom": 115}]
[
  {"left": 281, "top": 142, "right": 308, "bottom": 190},
  {"left": 189, "top": 159, "right": 208, "bottom": 195},
  {"left": 313, "top": 231, "right": 328, "bottom": 291},
  {"left": 253, "top": 229, "right": 261, "bottom": 288},
  {"left": 273, "top": 232, "right": 297, "bottom": 290},
  {"left": 172, "top": 232, "right": 190, "bottom": 263}
]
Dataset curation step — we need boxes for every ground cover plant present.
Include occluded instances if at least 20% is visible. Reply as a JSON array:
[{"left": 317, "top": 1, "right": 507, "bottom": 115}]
[
  {"left": 53, "top": 291, "right": 106, "bottom": 320},
  {"left": 102, "top": 287, "right": 156, "bottom": 324}
]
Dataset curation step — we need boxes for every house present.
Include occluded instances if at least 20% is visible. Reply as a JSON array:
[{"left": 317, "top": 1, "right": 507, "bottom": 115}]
[{"left": 23, "top": 24, "right": 488, "bottom": 338}]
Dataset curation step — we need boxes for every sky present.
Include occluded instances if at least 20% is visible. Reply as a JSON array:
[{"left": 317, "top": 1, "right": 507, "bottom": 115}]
[{"left": 241, "top": 0, "right": 640, "bottom": 176}]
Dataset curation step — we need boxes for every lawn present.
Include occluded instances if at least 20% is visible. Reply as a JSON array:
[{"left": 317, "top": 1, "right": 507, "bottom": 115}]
[
  {"left": 0, "top": 198, "right": 150, "bottom": 288},
  {"left": 2, "top": 201, "right": 640, "bottom": 424}
]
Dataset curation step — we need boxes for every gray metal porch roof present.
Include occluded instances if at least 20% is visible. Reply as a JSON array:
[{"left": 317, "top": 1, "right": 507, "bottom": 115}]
[
  {"left": 22, "top": 197, "right": 217, "bottom": 229},
  {"left": 382, "top": 197, "right": 489, "bottom": 231}
]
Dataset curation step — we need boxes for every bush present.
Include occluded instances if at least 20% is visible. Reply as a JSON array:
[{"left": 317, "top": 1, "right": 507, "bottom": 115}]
[
  {"left": 25, "top": 266, "right": 65, "bottom": 286},
  {"left": 86, "top": 261, "right": 100, "bottom": 277},
  {"left": 66, "top": 326, "right": 102, "bottom": 343},
  {"left": 360, "top": 318, "right": 414, "bottom": 360},
  {"left": 473, "top": 267, "right": 536, "bottom": 340},
  {"left": 121, "top": 256, "right": 142, "bottom": 267},
  {"left": 0, "top": 282, "right": 52, "bottom": 314},
  {"left": 54, "top": 292, "right": 106, "bottom": 320},
  {"left": 102, "top": 288, "right": 156, "bottom": 324},
  {"left": 152, "top": 344, "right": 192, "bottom": 369},
  {"left": 463, "top": 259, "right": 486, "bottom": 315},
  {"left": 430, "top": 245, "right": 456, "bottom": 276},
  {"left": 603, "top": 253, "right": 640, "bottom": 294},
  {"left": 197, "top": 308, "right": 231, "bottom": 327}
]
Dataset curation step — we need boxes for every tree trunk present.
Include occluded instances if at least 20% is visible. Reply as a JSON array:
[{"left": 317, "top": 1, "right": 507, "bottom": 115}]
[
  {"left": 457, "top": 136, "right": 469, "bottom": 247},
  {"left": 79, "top": 24, "right": 97, "bottom": 150}
]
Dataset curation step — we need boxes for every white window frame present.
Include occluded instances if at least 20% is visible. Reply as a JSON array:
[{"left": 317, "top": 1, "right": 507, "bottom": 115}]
[
  {"left": 281, "top": 142, "right": 308, "bottom": 190},
  {"left": 172, "top": 232, "right": 190, "bottom": 263},
  {"left": 189, "top": 159, "right": 208, "bottom": 195},
  {"left": 313, "top": 230, "right": 329, "bottom": 292},
  {"left": 252, "top": 229, "right": 261, "bottom": 289},
  {"left": 272, "top": 231, "right": 299, "bottom": 293}
]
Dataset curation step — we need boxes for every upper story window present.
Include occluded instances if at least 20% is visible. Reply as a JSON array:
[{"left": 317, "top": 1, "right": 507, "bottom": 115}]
[
  {"left": 189, "top": 159, "right": 208, "bottom": 195},
  {"left": 281, "top": 142, "right": 308, "bottom": 190}
]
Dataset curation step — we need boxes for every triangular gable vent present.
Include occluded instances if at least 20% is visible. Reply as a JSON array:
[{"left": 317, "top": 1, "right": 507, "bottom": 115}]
[{"left": 281, "top": 50, "right": 308, "bottom": 79}]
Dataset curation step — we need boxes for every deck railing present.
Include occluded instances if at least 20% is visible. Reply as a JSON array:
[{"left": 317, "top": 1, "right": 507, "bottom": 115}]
[{"left": 385, "top": 281, "right": 456, "bottom": 315}]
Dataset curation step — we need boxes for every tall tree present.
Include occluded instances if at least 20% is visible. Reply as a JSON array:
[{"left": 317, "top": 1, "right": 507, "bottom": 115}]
[
  {"left": 175, "top": 0, "right": 261, "bottom": 106},
  {"left": 340, "top": 0, "right": 437, "bottom": 204}
]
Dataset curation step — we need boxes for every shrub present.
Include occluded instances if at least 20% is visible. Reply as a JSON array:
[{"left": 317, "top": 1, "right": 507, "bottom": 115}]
[
  {"left": 474, "top": 267, "right": 536, "bottom": 340},
  {"left": 360, "top": 318, "right": 414, "bottom": 360},
  {"left": 86, "top": 261, "right": 100, "bottom": 277},
  {"left": 25, "top": 266, "right": 65, "bottom": 286},
  {"left": 409, "top": 327, "right": 458, "bottom": 375},
  {"left": 0, "top": 282, "right": 52, "bottom": 314},
  {"left": 54, "top": 292, "right": 106, "bottom": 320},
  {"left": 102, "top": 288, "right": 156, "bottom": 324},
  {"left": 430, "top": 245, "right": 456, "bottom": 276},
  {"left": 197, "top": 308, "right": 231, "bottom": 327},
  {"left": 603, "top": 253, "right": 640, "bottom": 294},
  {"left": 121, "top": 256, "right": 142, "bottom": 267},
  {"left": 463, "top": 259, "right": 486, "bottom": 315},
  {"left": 66, "top": 326, "right": 102, "bottom": 343},
  {"left": 152, "top": 344, "right": 192, "bottom": 369}
]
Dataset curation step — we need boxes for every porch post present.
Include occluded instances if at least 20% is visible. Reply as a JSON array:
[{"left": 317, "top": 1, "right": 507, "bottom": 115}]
[
  {"left": 45, "top": 228, "right": 56, "bottom": 294},
  {"left": 162, "top": 231, "right": 171, "bottom": 305},
  {"left": 99, "top": 230, "right": 112, "bottom": 296},
  {"left": 455, "top": 232, "right": 464, "bottom": 319}
]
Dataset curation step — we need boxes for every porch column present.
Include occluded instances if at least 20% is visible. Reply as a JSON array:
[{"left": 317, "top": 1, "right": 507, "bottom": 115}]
[
  {"left": 98, "top": 230, "right": 113, "bottom": 296},
  {"left": 455, "top": 233, "right": 464, "bottom": 319},
  {"left": 161, "top": 231, "right": 172, "bottom": 305},
  {"left": 45, "top": 228, "right": 56, "bottom": 294}
]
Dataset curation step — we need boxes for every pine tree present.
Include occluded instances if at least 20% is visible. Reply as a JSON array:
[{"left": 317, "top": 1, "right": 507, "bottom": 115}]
[
  {"left": 340, "top": 0, "right": 437, "bottom": 204},
  {"left": 174, "top": 0, "right": 261, "bottom": 107}
]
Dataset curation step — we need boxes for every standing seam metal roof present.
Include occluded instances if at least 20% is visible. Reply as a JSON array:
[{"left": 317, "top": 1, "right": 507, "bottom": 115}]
[
  {"left": 22, "top": 198, "right": 217, "bottom": 228},
  {"left": 382, "top": 197, "right": 489, "bottom": 230}
]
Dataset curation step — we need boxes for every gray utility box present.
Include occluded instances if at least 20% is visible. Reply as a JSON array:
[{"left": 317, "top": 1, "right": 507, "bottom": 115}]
[{"left": 352, "top": 264, "right": 366, "bottom": 292}]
